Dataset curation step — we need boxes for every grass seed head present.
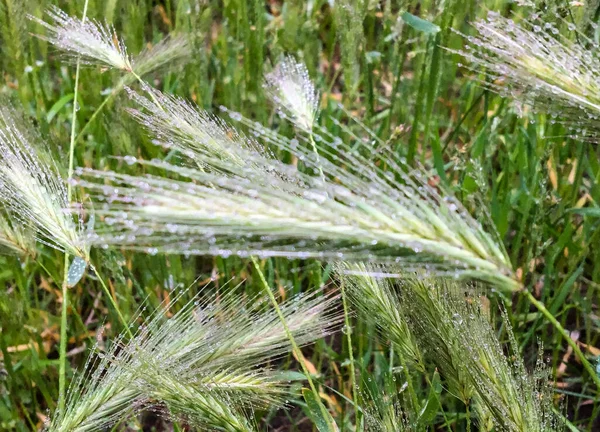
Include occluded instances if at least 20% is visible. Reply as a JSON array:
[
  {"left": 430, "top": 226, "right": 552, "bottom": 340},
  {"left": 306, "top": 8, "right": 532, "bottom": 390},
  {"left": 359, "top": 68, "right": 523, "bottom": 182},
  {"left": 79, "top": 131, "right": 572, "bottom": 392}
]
[
  {"left": 30, "top": 7, "right": 132, "bottom": 72},
  {"left": 131, "top": 35, "right": 191, "bottom": 78},
  {"left": 0, "top": 104, "right": 87, "bottom": 259},
  {"left": 264, "top": 56, "right": 320, "bottom": 133},
  {"left": 126, "top": 86, "right": 262, "bottom": 170},
  {"left": 344, "top": 268, "right": 563, "bottom": 431},
  {"left": 454, "top": 12, "right": 600, "bottom": 136},
  {"left": 0, "top": 211, "right": 36, "bottom": 258},
  {"left": 81, "top": 58, "right": 519, "bottom": 293},
  {"left": 49, "top": 289, "right": 339, "bottom": 431}
]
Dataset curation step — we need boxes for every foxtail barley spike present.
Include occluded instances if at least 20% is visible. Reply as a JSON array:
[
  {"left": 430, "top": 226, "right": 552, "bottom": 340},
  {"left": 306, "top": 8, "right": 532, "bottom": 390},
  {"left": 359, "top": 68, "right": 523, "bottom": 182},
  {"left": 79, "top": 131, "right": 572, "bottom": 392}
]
[
  {"left": 49, "top": 289, "right": 340, "bottom": 431},
  {"left": 78, "top": 117, "right": 519, "bottom": 294},
  {"left": 453, "top": 12, "right": 600, "bottom": 137},
  {"left": 264, "top": 56, "right": 320, "bottom": 133},
  {"left": 76, "top": 56, "right": 521, "bottom": 293},
  {"left": 0, "top": 104, "right": 87, "bottom": 261},
  {"left": 30, "top": 7, "right": 132, "bottom": 72},
  {"left": 125, "top": 86, "right": 264, "bottom": 169},
  {"left": 30, "top": 8, "right": 190, "bottom": 79},
  {"left": 343, "top": 267, "right": 564, "bottom": 431}
]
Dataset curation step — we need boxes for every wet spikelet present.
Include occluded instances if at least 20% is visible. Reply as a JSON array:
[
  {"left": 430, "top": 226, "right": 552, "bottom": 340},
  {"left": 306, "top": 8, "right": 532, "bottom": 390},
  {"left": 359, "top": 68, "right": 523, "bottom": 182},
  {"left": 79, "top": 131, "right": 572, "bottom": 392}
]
[
  {"left": 49, "top": 289, "right": 339, "bottom": 431},
  {"left": 453, "top": 11, "right": 600, "bottom": 137},
  {"left": 343, "top": 266, "right": 564, "bottom": 431},
  {"left": 0, "top": 103, "right": 87, "bottom": 259}
]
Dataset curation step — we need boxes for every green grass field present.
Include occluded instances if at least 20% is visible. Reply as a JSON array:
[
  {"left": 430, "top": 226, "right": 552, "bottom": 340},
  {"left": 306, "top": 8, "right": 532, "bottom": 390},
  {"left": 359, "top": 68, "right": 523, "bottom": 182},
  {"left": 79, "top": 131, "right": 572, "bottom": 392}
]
[{"left": 1, "top": 0, "right": 600, "bottom": 430}]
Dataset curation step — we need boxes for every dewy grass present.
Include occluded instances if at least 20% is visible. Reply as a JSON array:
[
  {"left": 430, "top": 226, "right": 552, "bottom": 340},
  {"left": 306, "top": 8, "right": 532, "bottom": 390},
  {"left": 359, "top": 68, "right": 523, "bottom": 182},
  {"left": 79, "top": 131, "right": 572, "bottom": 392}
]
[
  {"left": 30, "top": 6, "right": 132, "bottom": 72},
  {"left": 4, "top": 1, "right": 600, "bottom": 429},
  {"left": 453, "top": 11, "right": 600, "bottom": 137},
  {"left": 0, "top": 212, "right": 36, "bottom": 258},
  {"left": 343, "top": 266, "right": 564, "bottom": 431},
  {"left": 75, "top": 62, "right": 520, "bottom": 293},
  {"left": 49, "top": 287, "right": 340, "bottom": 431},
  {"left": 0, "top": 103, "right": 87, "bottom": 260},
  {"left": 30, "top": 7, "right": 190, "bottom": 146},
  {"left": 60, "top": 0, "right": 89, "bottom": 416}
]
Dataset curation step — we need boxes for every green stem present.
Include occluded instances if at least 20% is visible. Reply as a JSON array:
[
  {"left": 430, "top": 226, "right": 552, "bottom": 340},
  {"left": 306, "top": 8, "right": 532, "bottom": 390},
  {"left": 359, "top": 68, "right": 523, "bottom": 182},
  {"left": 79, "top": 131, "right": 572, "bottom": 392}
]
[
  {"left": 340, "top": 281, "right": 360, "bottom": 429},
  {"left": 309, "top": 134, "right": 325, "bottom": 181},
  {"left": 73, "top": 90, "right": 118, "bottom": 145},
  {"left": 90, "top": 264, "right": 132, "bottom": 338},
  {"left": 58, "top": 254, "right": 70, "bottom": 413},
  {"left": 66, "top": 6, "right": 89, "bottom": 201},
  {"left": 523, "top": 290, "right": 600, "bottom": 391},
  {"left": 59, "top": 0, "right": 89, "bottom": 414},
  {"left": 131, "top": 70, "right": 163, "bottom": 108},
  {"left": 250, "top": 256, "right": 335, "bottom": 430}
]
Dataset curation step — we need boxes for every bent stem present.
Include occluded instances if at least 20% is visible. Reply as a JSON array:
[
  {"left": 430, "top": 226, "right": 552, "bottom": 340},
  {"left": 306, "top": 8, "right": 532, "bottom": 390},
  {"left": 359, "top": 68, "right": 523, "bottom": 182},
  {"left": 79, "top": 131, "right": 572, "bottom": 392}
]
[
  {"left": 59, "top": 0, "right": 89, "bottom": 414},
  {"left": 250, "top": 256, "right": 335, "bottom": 430},
  {"left": 523, "top": 290, "right": 600, "bottom": 391},
  {"left": 131, "top": 70, "right": 163, "bottom": 108}
]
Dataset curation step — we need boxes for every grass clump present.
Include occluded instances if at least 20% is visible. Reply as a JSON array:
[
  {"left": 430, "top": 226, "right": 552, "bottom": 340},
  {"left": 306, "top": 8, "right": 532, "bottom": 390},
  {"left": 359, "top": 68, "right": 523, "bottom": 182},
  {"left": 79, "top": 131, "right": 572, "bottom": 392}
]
[
  {"left": 75, "top": 57, "right": 521, "bottom": 294},
  {"left": 1, "top": 0, "right": 599, "bottom": 430},
  {"left": 343, "top": 265, "right": 565, "bottom": 431},
  {"left": 50, "top": 288, "right": 340, "bottom": 431}
]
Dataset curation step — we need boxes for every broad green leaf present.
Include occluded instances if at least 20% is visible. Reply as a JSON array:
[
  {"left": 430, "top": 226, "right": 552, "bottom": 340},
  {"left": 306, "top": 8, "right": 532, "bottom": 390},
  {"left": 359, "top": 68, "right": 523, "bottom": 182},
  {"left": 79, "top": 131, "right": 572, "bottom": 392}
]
[
  {"left": 46, "top": 93, "right": 74, "bottom": 123},
  {"left": 302, "top": 388, "right": 338, "bottom": 432},
  {"left": 401, "top": 12, "right": 440, "bottom": 35},
  {"left": 67, "top": 257, "right": 88, "bottom": 287},
  {"left": 418, "top": 369, "right": 442, "bottom": 425}
]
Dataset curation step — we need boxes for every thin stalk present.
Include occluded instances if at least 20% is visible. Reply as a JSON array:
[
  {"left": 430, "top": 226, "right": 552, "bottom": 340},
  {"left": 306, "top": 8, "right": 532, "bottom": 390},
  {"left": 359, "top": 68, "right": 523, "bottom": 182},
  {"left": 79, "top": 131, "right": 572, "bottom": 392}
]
[
  {"left": 250, "top": 256, "right": 335, "bottom": 430},
  {"left": 309, "top": 134, "right": 325, "bottom": 181},
  {"left": 59, "top": 0, "right": 89, "bottom": 414},
  {"left": 131, "top": 71, "right": 163, "bottom": 108},
  {"left": 340, "top": 281, "right": 360, "bottom": 429},
  {"left": 66, "top": 2, "right": 89, "bottom": 201},
  {"left": 90, "top": 264, "right": 132, "bottom": 338},
  {"left": 58, "top": 254, "right": 70, "bottom": 413},
  {"left": 523, "top": 290, "right": 600, "bottom": 390},
  {"left": 74, "top": 90, "right": 118, "bottom": 145}
]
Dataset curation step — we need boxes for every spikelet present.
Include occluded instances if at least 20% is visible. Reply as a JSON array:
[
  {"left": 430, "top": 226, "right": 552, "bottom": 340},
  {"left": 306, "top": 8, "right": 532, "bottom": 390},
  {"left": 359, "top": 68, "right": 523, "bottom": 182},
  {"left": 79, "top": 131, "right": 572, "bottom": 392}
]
[
  {"left": 0, "top": 105, "right": 86, "bottom": 260},
  {"left": 126, "top": 86, "right": 263, "bottom": 169},
  {"left": 131, "top": 35, "right": 191, "bottom": 78},
  {"left": 78, "top": 68, "right": 517, "bottom": 292},
  {"left": 264, "top": 56, "right": 320, "bottom": 133},
  {"left": 453, "top": 11, "right": 600, "bottom": 136},
  {"left": 361, "top": 378, "right": 412, "bottom": 432},
  {"left": 30, "top": 8, "right": 190, "bottom": 80},
  {"left": 78, "top": 137, "right": 519, "bottom": 294},
  {"left": 30, "top": 7, "right": 132, "bottom": 72},
  {"left": 77, "top": 55, "right": 519, "bottom": 292},
  {"left": 342, "top": 263, "right": 473, "bottom": 405},
  {"left": 343, "top": 267, "right": 563, "bottom": 431},
  {"left": 49, "top": 289, "right": 340, "bottom": 431},
  {"left": 341, "top": 263, "right": 423, "bottom": 371},
  {"left": 0, "top": 211, "right": 36, "bottom": 257}
]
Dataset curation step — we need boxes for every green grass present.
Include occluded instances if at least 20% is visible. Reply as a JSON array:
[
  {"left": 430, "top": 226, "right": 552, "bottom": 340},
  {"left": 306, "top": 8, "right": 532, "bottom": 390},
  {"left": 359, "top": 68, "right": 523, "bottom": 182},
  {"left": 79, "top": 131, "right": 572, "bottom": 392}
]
[{"left": 1, "top": 0, "right": 600, "bottom": 430}]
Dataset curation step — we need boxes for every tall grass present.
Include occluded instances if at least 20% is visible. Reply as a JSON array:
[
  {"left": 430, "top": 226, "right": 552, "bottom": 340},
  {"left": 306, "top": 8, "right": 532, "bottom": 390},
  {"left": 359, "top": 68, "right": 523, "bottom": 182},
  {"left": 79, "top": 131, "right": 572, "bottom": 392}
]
[
  {"left": 343, "top": 264, "right": 564, "bottom": 431},
  {"left": 1, "top": 0, "right": 598, "bottom": 430},
  {"left": 50, "top": 288, "right": 339, "bottom": 431}
]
